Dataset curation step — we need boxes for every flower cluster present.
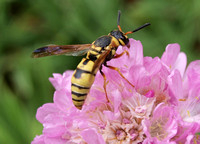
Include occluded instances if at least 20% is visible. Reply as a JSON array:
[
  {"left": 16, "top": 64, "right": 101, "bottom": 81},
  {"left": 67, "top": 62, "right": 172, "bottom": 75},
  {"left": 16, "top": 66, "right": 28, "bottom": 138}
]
[{"left": 32, "top": 39, "right": 200, "bottom": 144}]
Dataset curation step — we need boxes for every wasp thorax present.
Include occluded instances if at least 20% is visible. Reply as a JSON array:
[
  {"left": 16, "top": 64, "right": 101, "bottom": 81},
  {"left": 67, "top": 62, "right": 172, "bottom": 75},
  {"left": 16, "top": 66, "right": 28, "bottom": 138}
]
[{"left": 109, "top": 30, "right": 129, "bottom": 46}]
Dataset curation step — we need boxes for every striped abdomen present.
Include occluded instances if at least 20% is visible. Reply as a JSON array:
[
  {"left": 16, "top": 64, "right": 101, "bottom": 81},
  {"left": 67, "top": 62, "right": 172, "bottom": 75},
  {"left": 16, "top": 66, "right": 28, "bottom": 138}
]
[
  {"left": 71, "top": 35, "right": 120, "bottom": 109},
  {"left": 71, "top": 57, "right": 99, "bottom": 109}
]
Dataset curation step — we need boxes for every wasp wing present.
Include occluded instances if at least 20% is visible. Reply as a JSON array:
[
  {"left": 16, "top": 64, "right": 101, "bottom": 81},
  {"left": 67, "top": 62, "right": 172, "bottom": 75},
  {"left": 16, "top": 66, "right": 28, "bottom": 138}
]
[
  {"left": 32, "top": 44, "right": 92, "bottom": 58},
  {"left": 91, "top": 50, "right": 111, "bottom": 73}
]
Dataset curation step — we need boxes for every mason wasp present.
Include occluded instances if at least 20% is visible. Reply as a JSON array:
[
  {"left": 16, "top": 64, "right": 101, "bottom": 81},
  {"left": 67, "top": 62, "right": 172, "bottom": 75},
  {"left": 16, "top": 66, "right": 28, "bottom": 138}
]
[{"left": 32, "top": 11, "right": 150, "bottom": 110}]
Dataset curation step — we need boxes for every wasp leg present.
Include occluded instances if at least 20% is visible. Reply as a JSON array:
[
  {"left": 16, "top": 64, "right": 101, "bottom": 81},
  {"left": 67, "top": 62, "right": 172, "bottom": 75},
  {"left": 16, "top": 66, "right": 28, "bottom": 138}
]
[
  {"left": 113, "top": 50, "right": 129, "bottom": 59},
  {"left": 99, "top": 66, "right": 110, "bottom": 103},
  {"left": 104, "top": 64, "right": 135, "bottom": 88}
]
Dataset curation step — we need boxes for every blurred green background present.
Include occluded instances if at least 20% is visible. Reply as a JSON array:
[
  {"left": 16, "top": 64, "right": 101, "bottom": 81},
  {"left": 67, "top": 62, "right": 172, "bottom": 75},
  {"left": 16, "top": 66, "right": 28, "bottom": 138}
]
[{"left": 0, "top": 0, "right": 200, "bottom": 143}]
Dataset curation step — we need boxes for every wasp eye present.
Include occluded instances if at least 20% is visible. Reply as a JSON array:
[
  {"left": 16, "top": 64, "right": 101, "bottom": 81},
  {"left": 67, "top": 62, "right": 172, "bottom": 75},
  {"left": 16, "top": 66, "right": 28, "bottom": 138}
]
[{"left": 123, "top": 37, "right": 129, "bottom": 45}]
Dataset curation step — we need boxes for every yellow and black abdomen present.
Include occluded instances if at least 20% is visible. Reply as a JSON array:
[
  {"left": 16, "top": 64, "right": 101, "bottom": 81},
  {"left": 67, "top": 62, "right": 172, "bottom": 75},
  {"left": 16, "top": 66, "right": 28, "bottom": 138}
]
[
  {"left": 71, "top": 56, "right": 99, "bottom": 109},
  {"left": 71, "top": 35, "right": 119, "bottom": 109}
]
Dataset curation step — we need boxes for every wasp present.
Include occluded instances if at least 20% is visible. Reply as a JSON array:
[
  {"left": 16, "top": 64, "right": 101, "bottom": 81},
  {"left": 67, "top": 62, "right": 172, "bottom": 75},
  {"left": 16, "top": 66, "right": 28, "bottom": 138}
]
[{"left": 32, "top": 11, "right": 150, "bottom": 110}]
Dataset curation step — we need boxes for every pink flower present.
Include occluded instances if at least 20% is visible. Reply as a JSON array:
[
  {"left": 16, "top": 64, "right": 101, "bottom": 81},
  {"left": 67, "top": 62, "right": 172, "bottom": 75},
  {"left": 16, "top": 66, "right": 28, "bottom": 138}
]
[
  {"left": 32, "top": 39, "right": 200, "bottom": 144},
  {"left": 142, "top": 103, "right": 178, "bottom": 143}
]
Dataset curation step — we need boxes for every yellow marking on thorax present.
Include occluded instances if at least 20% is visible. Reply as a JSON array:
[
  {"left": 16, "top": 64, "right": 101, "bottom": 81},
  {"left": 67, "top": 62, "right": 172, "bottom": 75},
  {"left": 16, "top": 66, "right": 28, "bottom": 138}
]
[
  {"left": 92, "top": 46, "right": 102, "bottom": 52},
  {"left": 87, "top": 51, "right": 98, "bottom": 57},
  {"left": 110, "top": 37, "right": 120, "bottom": 47}
]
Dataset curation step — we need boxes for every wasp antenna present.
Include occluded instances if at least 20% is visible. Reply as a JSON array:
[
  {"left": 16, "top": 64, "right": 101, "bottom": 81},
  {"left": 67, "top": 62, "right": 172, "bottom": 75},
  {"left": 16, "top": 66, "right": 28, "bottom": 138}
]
[
  {"left": 117, "top": 10, "right": 122, "bottom": 32},
  {"left": 125, "top": 23, "right": 151, "bottom": 35},
  {"left": 132, "top": 23, "right": 151, "bottom": 33},
  {"left": 117, "top": 10, "right": 121, "bottom": 26}
]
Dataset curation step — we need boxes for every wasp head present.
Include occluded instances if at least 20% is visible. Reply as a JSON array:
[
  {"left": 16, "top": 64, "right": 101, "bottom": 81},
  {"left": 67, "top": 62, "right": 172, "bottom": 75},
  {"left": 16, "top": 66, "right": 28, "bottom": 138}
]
[
  {"left": 109, "top": 30, "right": 129, "bottom": 46},
  {"left": 111, "top": 11, "right": 150, "bottom": 47}
]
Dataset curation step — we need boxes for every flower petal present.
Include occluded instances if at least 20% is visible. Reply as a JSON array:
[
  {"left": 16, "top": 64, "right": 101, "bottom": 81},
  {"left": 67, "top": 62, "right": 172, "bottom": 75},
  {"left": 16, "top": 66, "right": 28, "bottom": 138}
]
[
  {"left": 36, "top": 103, "right": 59, "bottom": 123},
  {"left": 161, "top": 43, "right": 180, "bottom": 68},
  {"left": 167, "top": 69, "right": 183, "bottom": 100},
  {"left": 31, "top": 135, "right": 45, "bottom": 144},
  {"left": 81, "top": 129, "right": 105, "bottom": 144},
  {"left": 173, "top": 52, "right": 187, "bottom": 77},
  {"left": 143, "top": 103, "right": 178, "bottom": 142}
]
